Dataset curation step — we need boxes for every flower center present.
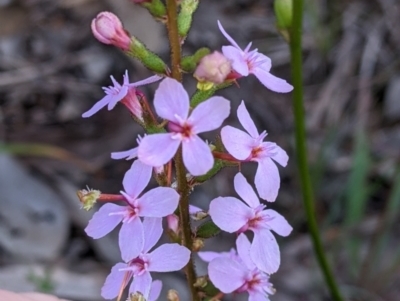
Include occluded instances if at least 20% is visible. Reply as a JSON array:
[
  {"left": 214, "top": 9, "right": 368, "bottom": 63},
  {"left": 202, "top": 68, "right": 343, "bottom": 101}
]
[
  {"left": 168, "top": 122, "right": 194, "bottom": 140},
  {"left": 130, "top": 256, "right": 149, "bottom": 275}
]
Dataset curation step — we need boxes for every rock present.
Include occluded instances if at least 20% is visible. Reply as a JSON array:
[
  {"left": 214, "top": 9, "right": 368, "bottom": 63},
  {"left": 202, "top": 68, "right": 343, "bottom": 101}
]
[
  {"left": 0, "top": 155, "right": 69, "bottom": 261},
  {"left": 383, "top": 75, "right": 400, "bottom": 121},
  {"left": 0, "top": 263, "right": 105, "bottom": 300},
  {"left": 106, "top": 0, "right": 166, "bottom": 53},
  {"left": 54, "top": 177, "right": 122, "bottom": 264}
]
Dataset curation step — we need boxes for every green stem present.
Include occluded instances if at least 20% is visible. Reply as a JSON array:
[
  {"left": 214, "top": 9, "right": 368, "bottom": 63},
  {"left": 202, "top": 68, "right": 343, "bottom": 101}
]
[
  {"left": 165, "top": 1, "right": 198, "bottom": 300},
  {"left": 166, "top": 0, "right": 182, "bottom": 81},
  {"left": 289, "top": 1, "right": 344, "bottom": 301}
]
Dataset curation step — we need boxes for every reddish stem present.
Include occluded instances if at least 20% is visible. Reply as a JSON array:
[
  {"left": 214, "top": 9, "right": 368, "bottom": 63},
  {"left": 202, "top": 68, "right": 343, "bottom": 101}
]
[
  {"left": 97, "top": 194, "right": 127, "bottom": 202},
  {"left": 212, "top": 151, "right": 240, "bottom": 162}
]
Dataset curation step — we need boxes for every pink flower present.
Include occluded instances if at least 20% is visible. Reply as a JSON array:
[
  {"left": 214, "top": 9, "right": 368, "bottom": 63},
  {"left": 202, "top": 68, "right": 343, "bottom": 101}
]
[
  {"left": 208, "top": 234, "right": 275, "bottom": 300},
  {"left": 138, "top": 78, "right": 230, "bottom": 176},
  {"left": 218, "top": 21, "right": 293, "bottom": 93},
  {"left": 85, "top": 160, "right": 179, "bottom": 262},
  {"left": 91, "top": 12, "right": 131, "bottom": 50},
  {"left": 101, "top": 217, "right": 190, "bottom": 300},
  {"left": 194, "top": 51, "right": 232, "bottom": 84},
  {"left": 82, "top": 70, "right": 161, "bottom": 118},
  {"left": 209, "top": 172, "right": 292, "bottom": 274},
  {"left": 221, "top": 101, "right": 288, "bottom": 202}
]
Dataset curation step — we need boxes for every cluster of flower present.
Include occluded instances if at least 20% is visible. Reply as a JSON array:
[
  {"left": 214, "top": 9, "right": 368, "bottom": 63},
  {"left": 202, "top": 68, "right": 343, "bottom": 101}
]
[{"left": 81, "top": 9, "right": 293, "bottom": 301}]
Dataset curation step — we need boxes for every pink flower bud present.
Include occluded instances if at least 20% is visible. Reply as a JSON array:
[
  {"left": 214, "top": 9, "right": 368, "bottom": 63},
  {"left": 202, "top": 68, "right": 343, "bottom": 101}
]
[
  {"left": 167, "top": 214, "right": 179, "bottom": 235},
  {"left": 194, "top": 51, "right": 232, "bottom": 84},
  {"left": 91, "top": 12, "right": 131, "bottom": 50}
]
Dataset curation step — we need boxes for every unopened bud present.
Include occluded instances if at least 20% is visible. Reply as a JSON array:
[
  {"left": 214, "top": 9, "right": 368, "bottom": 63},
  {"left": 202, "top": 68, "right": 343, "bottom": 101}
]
[
  {"left": 91, "top": 12, "right": 131, "bottom": 50},
  {"left": 167, "top": 290, "right": 179, "bottom": 301},
  {"left": 167, "top": 214, "right": 179, "bottom": 235},
  {"left": 178, "top": 0, "right": 199, "bottom": 38},
  {"left": 77, "top": 187, "right": 101, "bottom": 211},
  {"left": 194, "top": 51, "right": 231, "bottom": 88},
  {"left": 192, "top": 238, "right": 204, "bottom": 251},
  {"left": 274, "top": 0, "right": 293, "bottom": 30}
]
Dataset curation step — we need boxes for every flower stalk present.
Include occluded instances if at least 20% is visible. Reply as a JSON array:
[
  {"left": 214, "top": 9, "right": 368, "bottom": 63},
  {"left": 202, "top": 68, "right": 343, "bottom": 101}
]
[
  {"left": 166, "top": 1, "right": 199, "bottom": 300},
  {"left": 289, "top": 0, "right": 344, "bottom": 300}
]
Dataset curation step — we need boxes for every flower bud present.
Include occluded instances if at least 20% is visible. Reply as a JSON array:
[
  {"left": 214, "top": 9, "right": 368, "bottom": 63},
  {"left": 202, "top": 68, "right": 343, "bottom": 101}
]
[
  {"left": 167, "top": 214, "right": 179, "bottom": 235},
  {"left": 178, "top": 0, "right": 199, "bottom": 38},
  {"left": 274, "top": 0, "right": 293, "bottom": 30},
  {"left": 167, "top": 290, "right": 180, "bottom": 301},
  {"left": 194, "top": 51, "right": 231, "bottom": 86},
  {"left": 91, "top": 12, "right": 131, "bottom": 50}
]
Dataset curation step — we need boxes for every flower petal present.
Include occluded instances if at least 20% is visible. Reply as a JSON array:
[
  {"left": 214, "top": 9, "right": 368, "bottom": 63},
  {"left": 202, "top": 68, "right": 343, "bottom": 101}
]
[
  {"left": 82, "top": 94, "right": 112, "bottom": 118},
  {"left": 119, "top": 218, "right": 144, "bottom": 262},
  {"left": 270, "top": 144, "right": 289, "bottom": 167},
  {"left": 138, "top": 187, "right": 179, "bottom": 217},
  {"left": 182, "top": 135, "right": 214, "bottom": 176},
  {"left": 255, "top": 158, "right": 280, "bottom": 202},
  {"left": 148, "top": 243, "right": 190, "bottom": 272},
  {"left": 234, "top": 172, "right": 260, "bottom": 208},
  {"left": 237, "top": 101, "right": 259, "bottom": 138},
  {"left": 189, "top": 205, "right": 202, "bottom": 215},
  {"left": 85, "top": 203, "right": 124, "bottom": 239},
  {"left": 189, "top": 96, "right": 230, "bottom": 134},
  {"left": 263, "top": 209, "right": 292, "bottom": 237},
  {"left": 252, "top": 68, "right": 293, "bottom": 93},
  {"left": 101, "top": 263, "right": 129, "bottom": 300},
  {"left": 222, "top": 45, "right": 249, "bottom": 76},
  {"left": 209, "top": 196, "right": 252, "bottom": 232},
  {"left": 198, "top": 251, "right": 232, "bottom": 262},
  {"left": 249, "top": 291, "right": 270, "bottom": 301},
  {"left": 154, "top": 78, "right": 189, "bottom": 122},
  {"left": 217, "top": 20, "right": 241, "bottom": 50},
  {"left": 123, "top": 160, "right": 152, "bottom": 199},
  {"left": 148, "top": 280, "right": 163, "bottom": 301},
  {"left": 208, "top": 257, "right": 247, "bottom": 293},
  {"left": 250, "top": 230, "right": 280, "bottom": 274},
  {"left": 108, "top": 85, "right": 128, "bottom": 110},
  {"left": 129, "top": 271, "right": 152, "bottom": 300},
  {"left": 111, "top": 147, "right": 138, "bottom": 160},
  {"left": 251, "top": 53, "right": 272, "bottom": 73},
  {"left": 236, "top": 233, "right": 256, "bottom": 270},
  {"left": 221, "top": 126, "right": 253, "bottom": 160},
  {"left": 128, "top": 75, "right": 163, "bottom": 87},
  {"left": 142, "top": 217, "right": 163, "bottom": 253},
  {"left": 138, "top": 133, "right": 180, "bottom": 167}
]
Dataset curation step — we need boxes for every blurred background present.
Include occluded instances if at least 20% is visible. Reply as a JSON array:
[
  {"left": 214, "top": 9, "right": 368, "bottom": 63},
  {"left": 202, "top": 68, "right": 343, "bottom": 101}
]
[{"left": 1, "top": 0, "right": 400, "bottom": 300}]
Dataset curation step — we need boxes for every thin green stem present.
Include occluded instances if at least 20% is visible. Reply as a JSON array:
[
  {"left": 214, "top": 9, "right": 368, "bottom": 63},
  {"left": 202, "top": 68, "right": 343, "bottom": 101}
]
[
  {"left": 165, "top": 1, "right": 198, "bottom": 300},
  {"left": 289, "top": 1, "right": 344, "bottom": 301}
]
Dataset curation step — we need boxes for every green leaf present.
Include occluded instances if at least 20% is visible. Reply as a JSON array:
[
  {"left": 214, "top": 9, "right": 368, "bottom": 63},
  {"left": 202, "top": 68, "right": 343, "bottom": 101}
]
[{"left": 196, "top": 221, "right": 220, "bottom": 238}]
